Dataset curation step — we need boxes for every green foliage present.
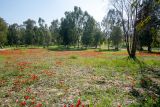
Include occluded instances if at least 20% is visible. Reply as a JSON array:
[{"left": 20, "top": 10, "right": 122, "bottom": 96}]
[
  {"left": 23, "top": 19, "right": 36, "bottom": 45},
  {"left": 110, "top": 26, "right": 122, "bottom": 50},
  {"left": 82, "top": 14, "right": 96, "bottom": 47},
  {"left": 0, "top": 17, "right": 8, "bottom": 48},
  {"left": 7, "top": 23, "right": 21, "bottom": 46}
]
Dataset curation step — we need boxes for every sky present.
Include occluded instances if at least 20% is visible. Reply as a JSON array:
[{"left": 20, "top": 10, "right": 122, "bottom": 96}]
[{"left": 0, "top": 0, "right": 110, "bottom": 26}]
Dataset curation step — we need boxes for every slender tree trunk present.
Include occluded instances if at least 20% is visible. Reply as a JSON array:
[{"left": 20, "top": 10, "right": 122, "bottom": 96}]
[
  {"left": 148, "top": 44, "right": 152, "bottom": 53},
  {"left": 108, "top": 38, "right": 110, "bottom": 50},
  {"left": 130, "top": 31, "right": 137, "bottom": 59}
]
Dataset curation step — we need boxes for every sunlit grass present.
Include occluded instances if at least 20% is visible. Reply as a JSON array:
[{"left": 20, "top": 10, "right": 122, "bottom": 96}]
[{"left": 0, "top": 48, "right": 160, "bottom": 106}]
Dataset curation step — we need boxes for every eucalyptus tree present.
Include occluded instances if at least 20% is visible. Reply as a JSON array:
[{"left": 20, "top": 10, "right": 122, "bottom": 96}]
[
  {"left": 93, "top": 23, "right": 104, "bottom": 48},
  {"left": 110, "top": 26, "right": 122, "bottom": 50},
  {"left": 138, "top": 0, "right": 160, "bottom": 52},
  {"left": 102, "top": 9, "right": 121, "bottom": 50},
  {"left": 38, "top": 17, "right": 51, "bottom": 47},
  {"left": 111, "top": 0, "right": 142, "bottom": 59},
  {"left": 23, "top": 19, "right": 36, "bottom": 45},
  {"left": 7, "top": 23, "right": 19, "bottom": 46},
  {"left": 0, "top": 17, "right": 8, "bottom": 48},
  {"left": 82, "top": 12, "right": 96, "bottom": 48},
  {"left": 50, "top": 19, "right": 61, "bottom": 45},
  {"left": 60, "top": 11, "right": 77, "bottom": 47},
  {"left": 72, "top": 6, "right": 84, "bottom": 48}
]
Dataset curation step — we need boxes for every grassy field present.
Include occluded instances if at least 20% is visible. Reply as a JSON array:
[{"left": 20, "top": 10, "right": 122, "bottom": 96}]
[{"left": 0, "top": 48, "right": 160, "bottom": 107}]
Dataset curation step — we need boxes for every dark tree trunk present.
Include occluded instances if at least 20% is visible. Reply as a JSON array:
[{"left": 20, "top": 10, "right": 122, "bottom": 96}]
[
  {"left": 148, "top": 45, "right": 152, "bottom": 53},
  {"left": 108, "top": 38, "right": 110, "bottom": 50},
  {"left": 95, "top": 45, "right": 98, "bottom": 49},
  {"left": 77, "top": 40, "right": 80, "bottom": 48}
]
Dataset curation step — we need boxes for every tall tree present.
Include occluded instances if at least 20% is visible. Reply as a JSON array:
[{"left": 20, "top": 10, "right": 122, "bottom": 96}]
[
  {"left": 137, "top": 0, "right": 160, "bottom": 52},
  {"left": 82, "top": 12, "right": 96, "bottom": 48},
  {"left": 73, "top": 6, "right": 84, "bottom": 48},
  {"left": 110, "top": 26, "right": 122, "bottom": 50},
  {"left": 92, "top": 23, "right": 104, "bottom": 48},
  {"left": 60, "top": 12, "right": 76, "bottom": 47},
  {"left": 23, "top": 19, "right": 36, "bottom": 45},
  {"left": 0, "top": 17, "right": 8, "bottom": 48},
  {"left": 38, "top": 17, "right": 51, "bottom": 47},
  {"left": 50, "top": 19, "right": 61, "bottom": 45},
  {"left": 7, "top": 23, "right": 19, "bottom": 46},
  {"left": 102, "top": 9, "right": 122, "bottom": 50},
  {"left": 111, "top": 0, "right": 142, "bottom": 59}
]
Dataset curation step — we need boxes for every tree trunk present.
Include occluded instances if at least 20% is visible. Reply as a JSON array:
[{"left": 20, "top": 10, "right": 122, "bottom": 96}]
[
  {"left": 77, "top": 40, "right": 80, "bottom": 48},
  {"left": 148, "top": 44, "right": 152, "bottom": 53},
  {"left": 108, "top": 38, "right": 110, "bottom": 50}
]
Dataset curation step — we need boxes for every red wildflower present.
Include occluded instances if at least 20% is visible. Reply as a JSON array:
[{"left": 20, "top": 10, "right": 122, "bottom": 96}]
[
  {"left": 20, "top": 101, "right": 26, "bottom": 106},
  {"left": 76, "top": 99, "right": 81, "bottom": 107},
  {"left": 31, "top": 74, "right": 38, "bottom": 80},
  {"left": 31, "top": 101, "right": 35, "bottom": 105},
  {"left": 70, "top": 104, "right": 74, "bottom": 107},
  {"left": 24, "top": 96, "right": 29, "bottom": 100},
  {"left": 82, "top": 104, "right": 85, "bottom": 107},
  {"left": 64, "top": 104, "right": 67, "bottom": 107}
]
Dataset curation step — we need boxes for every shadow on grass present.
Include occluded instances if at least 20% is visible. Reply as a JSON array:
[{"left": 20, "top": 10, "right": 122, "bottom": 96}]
[
  {"left": 96, "top": 49, "right": 120, "bottom": 52},
  {"left": 47, "top": 46, "right": 87, "bottom": 51},
  {"left": 129, "top": 60, "right": 160, "bottom": 106},
  {"left": 139, "top": 50, "right": 160, "bottom": 55}
]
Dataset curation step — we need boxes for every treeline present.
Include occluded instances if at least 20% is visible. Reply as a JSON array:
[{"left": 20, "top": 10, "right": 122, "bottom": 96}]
[
  {"left": 0, "top": 6, "right": 105, "bottom": 49},
  {"left": 102, "top": 0, "right": 160, "bottom": 54},
  {"left": 0, "top": 2, "right": 160, "bottom": 55}
]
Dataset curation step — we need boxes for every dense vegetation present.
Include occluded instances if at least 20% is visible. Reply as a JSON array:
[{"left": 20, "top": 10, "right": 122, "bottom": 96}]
[{"left": 0, "top": 0, "right": 160, "bottom": 59}]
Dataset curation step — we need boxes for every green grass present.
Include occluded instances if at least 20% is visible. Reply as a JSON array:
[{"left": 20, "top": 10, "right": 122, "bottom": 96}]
[
  {"left": 0, "top": 48, "right": 160, "bottom": 106},
  {"left": 0, "top": 55, "right": 5, "bottom": 62}
]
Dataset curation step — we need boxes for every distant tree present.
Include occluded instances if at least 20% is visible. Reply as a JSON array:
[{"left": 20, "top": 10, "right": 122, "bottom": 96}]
[
  {"left": 23, "top": 19, "right": 36, "bottom": 46},
  {"left": 0, "top": 17, "right": 8, "bottom": 48},
  {"left": 102, "top": 9, "right": 121, "bottom": 50},
  {"left": 7, "top": 23, "right": 19, "bottom": 46},
  {"left": 18, "top": 25, "right": 26, "bottom": 45},
  {"left": 110, "top": 26, "right": 122, "bottom": 50},
  {"left": 44, "top": 24, "right": 51, "bottom": 47},
  {"left": 72, "top": 6, "right": 84, "bottom": 48},
  {"left": 33, "top": 26, "right": 40, "bottom": 45},
  {"left": 93, "top": 30, "right": 104, "bottom": 49},
  {"left": 60, "top": 12, "right": 76, "bottom": 47},
  {"left": 38, "top": 17, "right": 51, "bottom": 47},
  {"left": 82, "top": 12, "right": 96, "bottom": 48},
  {"left": 50, "top": 19, "right": 61, "bottom": 45}
]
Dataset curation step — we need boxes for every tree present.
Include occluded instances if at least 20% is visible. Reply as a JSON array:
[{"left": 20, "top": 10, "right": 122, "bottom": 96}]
[
  {"left": 111, "top": 0, "right": 142, "bottom": 59},
  {"left": 0, "top": 17, "right": 8, "bottom": 48},
  {"left": 38, "top": 18, "right": 51, "bottom": 47},
  {"left": 7, "top": 23, "right": 19, "bottom": 46},
  {"left": 82, "top": 12, "right": 96, "bottom": 48},
  {"left": 50, "top": 19, "right": 61, "bottom": 45},
  {"left": 60, "top": 12, "right": 77, "bottom": 47},
  {"left": 18, "top": 25, "right": 26, "bottom": 45},
  {"left": 23, "top": 19, "right": 36, "bottom": 46},
  {"left": 102, "top": 9, "right": 121, "bottom": 50},
  {"left": 72, "top": 6, "right": 84, "bottom": 48},
  {"left": 137, "top": 0, "right": 160, "bottom": 52},
  {"left": 43, "top": 24, "right": 51, "bottom": 47},
  {"left": 93, "top": 27, "right": 104, "bottom": 48},
  {"left": 110, "top": 26, "right": 122, "bottom": 50}
]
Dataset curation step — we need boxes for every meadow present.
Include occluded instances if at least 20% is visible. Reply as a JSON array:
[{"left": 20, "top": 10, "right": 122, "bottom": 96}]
[{"left": 0, "top": 47, "right": 160, "bottom": 107}]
